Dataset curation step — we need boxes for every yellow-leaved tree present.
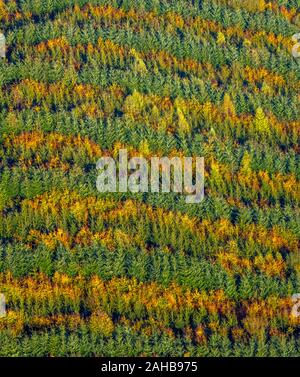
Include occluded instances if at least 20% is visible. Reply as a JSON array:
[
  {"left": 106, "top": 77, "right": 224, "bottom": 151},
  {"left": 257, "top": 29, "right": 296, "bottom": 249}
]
[
  {"left": 217, "top": 32, "right": 226, "bottom": 45},
  {"left": 254, "top": 107, "right": 270, "bottom": 135},
  {"left": 130, "top": 48, "right": 148, "bottom": 74},
  {"left": 139, "top": 140, "right": 151, "bottom": 157},
  {"left": 174, "top": 98, "right": 190, "bottom": 134},
  {"left": 123, "top": 90, "right": 145, "bottom": 118},
  {"left": 223, "top": 93, "right": 236, "bottom": 118}
]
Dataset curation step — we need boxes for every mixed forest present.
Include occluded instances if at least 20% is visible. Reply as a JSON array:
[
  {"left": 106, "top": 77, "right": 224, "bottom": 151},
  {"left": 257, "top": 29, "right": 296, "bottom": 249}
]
[{"left": 0, "top": 0, "right": 299, "bottom": 356}]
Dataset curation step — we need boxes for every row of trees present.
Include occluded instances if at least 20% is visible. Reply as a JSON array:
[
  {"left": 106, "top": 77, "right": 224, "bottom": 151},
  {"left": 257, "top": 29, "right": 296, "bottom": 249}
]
[
  {"left": 0, "top": 243, "right": 297, "bottom": 297},
  {"left": 1, "top": 130, "right": 298, "bottom": 207},
  {"left": 0, "top": 273, "right": 297, "bottom": 341},
  {"left": 0, "top": 0, "right": 299, "bottom": 357},
  {"left": 0, "top": 325, "right": 299, "bottom": 356}
]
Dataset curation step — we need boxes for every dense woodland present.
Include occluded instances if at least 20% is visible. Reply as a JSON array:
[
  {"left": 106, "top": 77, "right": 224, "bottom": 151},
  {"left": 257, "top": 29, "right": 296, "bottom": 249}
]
[{"left": 0, "top": 0, "right": 299, "bottom": 356}]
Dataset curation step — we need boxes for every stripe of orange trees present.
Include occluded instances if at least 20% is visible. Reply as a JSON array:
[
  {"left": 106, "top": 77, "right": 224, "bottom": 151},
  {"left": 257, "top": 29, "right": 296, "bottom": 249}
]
[
  {"left": 9, "top": 188, "right": 297, "bottom": 254},
  {"left": 19, "top": 225, "right": 288, "bottom": 278},
  {"left": 214, "top": 0, "right": 298, "bottom": 21},
  {"left": 1, "top": 273, "right": 297, "bottom": 325}
]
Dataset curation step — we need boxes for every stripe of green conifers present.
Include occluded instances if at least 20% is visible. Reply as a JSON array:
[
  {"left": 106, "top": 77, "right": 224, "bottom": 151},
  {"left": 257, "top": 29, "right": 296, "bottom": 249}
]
[
  {"left": 0, "top": 242, "right": 297, "bottom": 299},
  {"left": 3, "top": 0, "right": 297, "bottom": 38},
  {"left": 0, "top": 275, "right": 297, "bottom": 347},
  {"left": 1, "top": 57, "right": 298, "bottom": 124},
  {"left": 7, "top": 28, "right": 299, "bottom": 102},
  {"left": 7, "top": 19, "right": 299, "bottom": 86},
  {"left": 0, "top": 324, "right": 299, "bottom": 356},
  {"left": 1, "top": 167, "right": 299, "bottom": 234}
]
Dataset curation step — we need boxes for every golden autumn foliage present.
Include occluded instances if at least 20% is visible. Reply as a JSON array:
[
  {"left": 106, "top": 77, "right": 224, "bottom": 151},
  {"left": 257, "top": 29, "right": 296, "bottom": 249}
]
[
  {"left": 89, "top": 311, "right": 114, "bottom": 336},
  {"left": 0, "top": 0, "right": 299, "bottom": 357}
]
